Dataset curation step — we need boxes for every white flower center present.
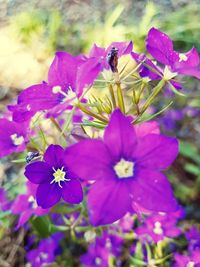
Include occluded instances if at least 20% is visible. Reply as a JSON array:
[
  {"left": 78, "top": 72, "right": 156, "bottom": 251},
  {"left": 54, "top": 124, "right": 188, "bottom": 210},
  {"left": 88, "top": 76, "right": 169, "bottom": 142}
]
[
  {"left": 66, "top": 87, "right": 77, "bottom": 104},
  {"left": 52, "top": 86, "right": 77, "bottom": 104},
  {"left": 179, "top": 53, "right": 188, "bottom": 62},
  {"left": 52, "top": 85, "right": 62, "bottom": 94},
  {"left": 95, "top": 257, "right": 102, "bottom": 265},
  {"left": 40, "top": 253, "right": 48, "bottom": 260},
  {"left": 28, "top": 195, "right": 38, "bottom": 209},
  {"left": 163, "top": 66, "right": 177, "bottom": 80},
  {"left": 153, "top": 221, "right": 163, "bottom": 235},
  {"left": 114, "top": 158, "right": 134, "bottom": 179},
  {"left": 187, "top": 262, "right": 195, "bottom": 267},
  {"left": 10, "top": 134, "right": 24, "bottom": 146},
  {"left": 50, "top": 166, "right": 70, "bottom": 188}
]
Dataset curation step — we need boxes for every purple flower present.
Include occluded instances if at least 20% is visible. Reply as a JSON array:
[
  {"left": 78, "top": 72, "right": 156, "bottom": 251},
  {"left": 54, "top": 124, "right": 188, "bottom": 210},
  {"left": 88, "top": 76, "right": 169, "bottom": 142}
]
[
  {"left": 80, "top": 231, "right": 123, "bottom": 267},
  {"left": 65, "top": 109, "right": 178, "bottom": 226},
  {"left": 183, "top": 107, "right": 200, "bottom": 117},
  {"left": 26, "top": 233, "right": 63, "bottom": 267},
  {"left": 131, "top": 51, "right": 162, "bottom": 80},
  {"left": 0, "top": 118, "right": 28, "bottom": 157},
  {"left": 24, "top": 144, "right": 83, "bottom": 209},
  {"left": 9, "top": 52, "right": 85, "bottom": 122},
  {"left": 0, "top": 188, "right": 11, "bottom": 211},
  {"left": 80, "top": 235, "right": 109, "bottom": 267},
  {"left": 186, "top": 227, "right": 200, "bottom": 252},
  {"left": 89, "top": 42, "right": 133, "bottom": 70},
  {"left": 173, "top": 251, "right": 200, "bottom": 267},
  {"left": 135, "top": 213, "right": 181, "bottom": 243},
  {"left": 146, "top": 27, "right": 200, "bottom": 79},
  {"left": 117, "top": 213, "right": 135, "bottom": 232},
  {"left": 77, "top": 42, "right": 133, "bottom": 91},
  {"left": 131, "top": 51, "right": 182, "bottom": 90},
  {"left": 160, "top": 109, "right": 184, "bottom": 131},
  {"left": 11, "top": 182, "right": 49, "bottom": 228}
]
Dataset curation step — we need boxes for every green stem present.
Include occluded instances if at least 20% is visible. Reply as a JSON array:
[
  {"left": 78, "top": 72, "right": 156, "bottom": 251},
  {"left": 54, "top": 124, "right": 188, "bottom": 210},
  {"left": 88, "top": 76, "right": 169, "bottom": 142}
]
[
  {"left": 134, "top": 80, "right": 165, "bottom": 122},
  {"left": 78, "top": 104, "right": 108, "bottom": 123},
  {"left": 50, "top": 117, "right": 67, "bottom": 139},
  {"left": 116, "top": 83, "right": 125, "bottom": 113},
  {"left": 108, "top": 84, "right": 116, "bottom": 109},
  {"left": 132, "top": 90, "right": 140, "bottom": 115}
]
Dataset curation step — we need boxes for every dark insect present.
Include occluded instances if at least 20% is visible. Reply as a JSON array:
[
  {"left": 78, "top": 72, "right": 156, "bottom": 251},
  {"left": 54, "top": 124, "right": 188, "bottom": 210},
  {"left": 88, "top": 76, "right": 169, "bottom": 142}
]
[
  {"left": 26, "top": 151, "right": 40, "bottom": 163},
  {"left": 107, "top": 47, "right": 119, "bottom": 73}
]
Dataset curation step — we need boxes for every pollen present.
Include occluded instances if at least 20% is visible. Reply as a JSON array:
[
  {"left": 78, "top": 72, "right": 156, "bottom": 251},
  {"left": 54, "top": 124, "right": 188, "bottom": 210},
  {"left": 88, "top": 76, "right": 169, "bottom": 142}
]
[
  {"left": 179, "top": 53, "right": 188, "bottom": 62},
  {"left": 153, "top": 221, "right": 163, "bottom": 235},
  {"left": 114, "top": 158, "right": 134, "bottom": 179},
  {"left": 52, "top": 85, "right": 62, "bottom": 94},
  {"left": 10, "top": 133, "right": 24, "bottom": 146},
  {"left": 51, "top": 166, "right": 70, "bottom": 188}
]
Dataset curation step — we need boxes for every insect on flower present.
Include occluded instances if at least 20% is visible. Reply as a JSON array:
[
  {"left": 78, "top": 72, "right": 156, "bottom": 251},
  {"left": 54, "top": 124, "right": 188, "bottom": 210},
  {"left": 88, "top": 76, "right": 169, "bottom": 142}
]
[
  {"left": 107, "top": 47, "right": 119, "bottom": 72},
  {"left": 26, "top": 151, "right": 40, "bottom": 163}
]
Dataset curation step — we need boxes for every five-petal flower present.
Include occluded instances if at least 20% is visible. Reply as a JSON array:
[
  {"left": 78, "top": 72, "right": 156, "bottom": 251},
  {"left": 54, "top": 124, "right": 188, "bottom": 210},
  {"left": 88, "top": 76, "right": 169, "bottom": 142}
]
[
  {"left": 64, "top": 109, "right": 179, "bottom": 226},
  {"left": 25, "top": 144, "right": 83, "bottom": 209}
]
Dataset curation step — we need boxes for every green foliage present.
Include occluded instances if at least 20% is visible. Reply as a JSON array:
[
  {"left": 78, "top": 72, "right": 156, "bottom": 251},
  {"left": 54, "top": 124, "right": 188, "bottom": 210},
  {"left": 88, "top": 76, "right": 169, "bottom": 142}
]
[
  {"left": 10, "top": 10, "right": 64, "bottom": 54},
  {"left": 180, "top": 141, "right": 200, "bottom": 165},
  {"left": 161, "top": 4, "right": 200, "bottom": 51}
]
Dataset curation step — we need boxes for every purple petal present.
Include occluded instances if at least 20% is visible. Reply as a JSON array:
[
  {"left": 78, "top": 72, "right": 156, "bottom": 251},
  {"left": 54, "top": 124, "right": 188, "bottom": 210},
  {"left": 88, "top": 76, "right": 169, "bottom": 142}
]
[
  {"left": 169, "top": 80, "right": 182, "bottom": 90},
  {"left": 16, "top": 210, "right": 33, "bottom": 228},
  {"left": 10, "top": 83, "right": 62, "bottom": 122},
  {"left": 133, "top": 134, "right": 179, "bottom": 170},
  {"left": 61, "top": 179, "right": 83, "bottom": 204},
  {"left": 131, "top": 52, "right": 162, "bottom": 80},
  {"left": 36, "top": 182, "right": 61, "bottom": 208},
  {"left": 48, "top": 51, "right": 84, "bottom": 90},
  {"left": 8, "top": 103, "right": 35, "bottom": 122},
  {"left": 88, "top": 179, "right": 132, "bottom": 226},
  {"left": 89, "top": 44, "right": 106, "bottom": 57},
  {"left": 0, "top": 118, "right": 27, "bottom": 156},
  {"left": 11, "top": 195, "right": 29, "bottom": 214},
  {"left": 64, "top": 139, "right": 112, "bottom": 180},
  {"left": 135, "top": 121, "right": 160, "bottom": 138},
  {"left": 76, "top": 57, "right": 102, "bottom": 95},
  {"left": 174, "top": 47, "right": 200, "bottom": 69},
  {"left": 106, "top": 41, "right": 133, "bottom": 57},
  {"left": 44, "top": 144, "right": 65, "bottom": 168},
  {"left": 25, "top": 162, "right": 52, "bottom": 184},
  {"left": 131, "top": 169, "right": 178, "bottom": 212},
  {"left": 146, "top": 27, "right": 178, "bottom": 66},
  {"left": 104, "top": 109, "right": 137, "bottom": 160},
  {"left": 177, "top": 67, "right": 200, "bottom": 79},
  {"left": 18, "top": 83, "right": 60, "bottom": 108}
]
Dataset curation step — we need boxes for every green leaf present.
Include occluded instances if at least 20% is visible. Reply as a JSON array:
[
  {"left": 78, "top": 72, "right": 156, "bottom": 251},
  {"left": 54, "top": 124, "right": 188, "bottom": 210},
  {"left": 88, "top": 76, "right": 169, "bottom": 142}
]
[
  {"left": 105, "top": 4, "right": 124, "bottom": 27},
  {"left": 135, "top": 101, "right": 173, "bottom": 123},
  {"left": 0, "top": 211, "right": 11, "bottom": 219},
  {"left": 30, "top": 216, "right": 52, "bottom": 238},
  {"left": 184, "top": 163, "right": 200, "bottom": 176},
  {"left": 129, "top": 256, "right": 147, "bottom": 266},
  {"left": 168, "top": 81, "right": 186, "bottom": 96},
  {"left": 82, "top": 120, "right": 107, "bottom": 129},
  {"left": 180, "top": 141, "right": 200, "bottom": 164}
]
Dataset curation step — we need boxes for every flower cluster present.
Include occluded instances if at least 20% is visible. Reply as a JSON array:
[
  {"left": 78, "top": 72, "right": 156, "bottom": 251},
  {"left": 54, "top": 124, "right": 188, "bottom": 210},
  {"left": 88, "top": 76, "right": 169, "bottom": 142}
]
[{"left": 0, "top": 27, "right": 199, "bottom": 266}]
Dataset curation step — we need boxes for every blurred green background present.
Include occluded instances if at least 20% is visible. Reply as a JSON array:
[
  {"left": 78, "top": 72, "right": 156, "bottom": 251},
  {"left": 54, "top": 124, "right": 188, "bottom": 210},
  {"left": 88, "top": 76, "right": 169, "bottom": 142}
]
[{"left": 0, "top": 0, "right": 200, "bottom": 92}]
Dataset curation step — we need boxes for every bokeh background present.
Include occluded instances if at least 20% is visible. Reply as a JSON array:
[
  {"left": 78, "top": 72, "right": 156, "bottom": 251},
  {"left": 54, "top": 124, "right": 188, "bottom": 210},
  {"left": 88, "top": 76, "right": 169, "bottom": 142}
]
[{"left": 0, "top": 0, "right": 200, "bottom": 266}]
